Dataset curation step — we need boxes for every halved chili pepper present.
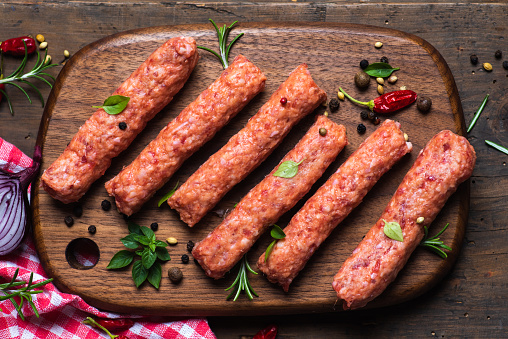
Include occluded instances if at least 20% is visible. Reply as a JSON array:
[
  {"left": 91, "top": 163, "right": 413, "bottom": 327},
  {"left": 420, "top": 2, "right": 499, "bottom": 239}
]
[
  {"left": 95, "top": 318, "right": 134, "bottom": 332},
  {"left": 253, "top": 324, "right": 278, "bottom": 339},
  {"left": 339, "top": 87, "right": 417, "bottom": 114},
  {"left": 1, "top": 36, "right": 37, "bottom": 56}
]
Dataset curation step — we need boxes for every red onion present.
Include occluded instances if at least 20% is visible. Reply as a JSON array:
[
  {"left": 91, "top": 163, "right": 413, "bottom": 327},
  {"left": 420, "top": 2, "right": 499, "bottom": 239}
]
[{"left": 0, "top": 146, "right": 41, "bottom": 255}]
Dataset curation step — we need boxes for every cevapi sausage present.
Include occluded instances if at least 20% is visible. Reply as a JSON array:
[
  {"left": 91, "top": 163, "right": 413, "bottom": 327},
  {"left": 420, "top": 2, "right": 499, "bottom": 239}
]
[
  {"left": 332, "top": 130, "right": 475, "bottom": 310},
  {"left": 41, "top": 37, "right": 199, "bottom": 203},
  {"left": 168, "top": 64, "right": 327, "bottom": 227},
  {"left": 258, "top": 120, "right": 412, "bottom": 292},
  {"left": 192, "top": 115, "right": 347, "bottom": 279},
  {"left": 105, "top": 54, "right": 266, "bottom": 216}
]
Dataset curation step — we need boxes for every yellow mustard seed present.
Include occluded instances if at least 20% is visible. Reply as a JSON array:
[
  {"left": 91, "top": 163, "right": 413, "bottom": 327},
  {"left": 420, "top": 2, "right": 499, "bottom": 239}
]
[
  {"left": 36, "top": 34, "right": 45, "bottom": 43},
  {"left": 404, "top": 133, "right": 409, "bottom": 142},
  {"left": 337, "top": 91, "right": 345, "bottom": 101},
  {"left": 483, "top": 62, "right": 493, "bottom": 72}
]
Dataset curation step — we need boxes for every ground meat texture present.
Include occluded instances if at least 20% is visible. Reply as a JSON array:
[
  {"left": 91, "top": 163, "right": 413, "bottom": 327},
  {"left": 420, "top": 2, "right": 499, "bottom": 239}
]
[
  {"left": 257, "top": 119, "right": 413, "bottom": 292},
  {"left": 332, "top": 130, "right": 476, "bottom": 310},
  {"left": 40, "top": 37, "right": 199, "bottom": 204},
  {"left": 104, "top": 55, "right": 266, "bottom": 215},
  {"left": 192, "top": 116, "right": 347, "bottom": 279},
  {"left": 168, "top": 64, "right": 327, "bottom": 227}
]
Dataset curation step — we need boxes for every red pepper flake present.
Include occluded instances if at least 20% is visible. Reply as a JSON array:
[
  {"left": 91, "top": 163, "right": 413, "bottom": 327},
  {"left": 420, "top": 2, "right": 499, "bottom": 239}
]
[{"left": 280, "top": 97, "right": 287, "bottom": 105}]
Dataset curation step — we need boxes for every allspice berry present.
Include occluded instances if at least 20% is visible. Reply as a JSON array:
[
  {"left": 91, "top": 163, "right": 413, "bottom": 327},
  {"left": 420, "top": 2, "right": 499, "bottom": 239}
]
[
  {"left": 354, "top": 71, "right": 370, "bottom": 89},
  {"left": 168, "top": 267, "right": 183, "bottom": 283}
]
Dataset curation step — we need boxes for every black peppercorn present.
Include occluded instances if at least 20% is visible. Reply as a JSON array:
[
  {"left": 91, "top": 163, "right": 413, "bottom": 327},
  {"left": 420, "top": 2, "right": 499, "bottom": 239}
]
[
  {"left": 503, "top": 61, "right": 508, "bottom": 70},
  {"left": 64, "top": 215, "right": 74, "bottom": 227},
  {"left": 328, "top": 98, "right": 340, "bottom": 112},
  {"left": 118, "top": 122, "right": 127, "bottom": 130},
  {"left": 359, "top": 59, "right": 369, "bottom": 69},
  {"left": 368, "top": 111, "right": 376, "bottom": 120},
  {"left": 168, "top": 267, "right": 183, "bottom": 283},
  {"left": 360, "top": 111, "right": 370, "bottom": 120},
  {"left": 73, "top": 205, "right": 83, "bottom": 217},
  {"left": 380, "top": 56, "right": 389, "bottom": 64},
  {"left": 470, "top": 54, "right": 479, "bottom": 65},
  {"left": 357, "top": 123, "right": 366, "bottom": 134},
  {"left": 495, "top": 50, "right": 502, "bottom": 59},
  {"left": 416, "top": 96, "right": 432, "bottom": 113},
  {"left": 373, "top": 116, "right": 381, "bottom": 125},
  {"left": 101, "top": 199, "right": 111, "bottom": 211},
  {"left": 150, "top": 222, "right": 158, "bottom": 231},
  {"left": 88, "top": 225, "right": 97, "bottom": 234},
  {"left": 187, "top": 240, "right": 195, "bottom": 252},
  {"left": 181, "top": 254, "right": 190, "bottom": 264}
]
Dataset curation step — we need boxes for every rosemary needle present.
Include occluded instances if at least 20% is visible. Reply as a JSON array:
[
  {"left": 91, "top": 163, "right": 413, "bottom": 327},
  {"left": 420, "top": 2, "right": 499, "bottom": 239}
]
[
  {"left": 419, "top": 223, "right": 452, "bottom": 259},
  {"left": 225, "top": 255, "right": 258, "bottom": 301},
  {"left": 485, "top": 140, "right": 508, "bottom": 155},
  {"left": 466, "top": 94, "right": 489, "bottom": 133}
]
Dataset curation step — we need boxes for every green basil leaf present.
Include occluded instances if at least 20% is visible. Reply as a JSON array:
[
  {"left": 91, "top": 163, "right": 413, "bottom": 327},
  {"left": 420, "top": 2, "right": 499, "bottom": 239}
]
[
  {"left": 383, "top": 219, "right": 404, "bottom": 242},
  {"left": 140, "top": 226, "right": 155, "bottom": 241},
  {"left": 132, "top": 260, "right": 148, "bottom": 288},
  {"left": 141, "top": 246, "right": 157, "bottom": 269},
  {"left": 135, "top": 235, "right": 150, "bottom": 246},
  {"left": 155, "top": 247, "right": 171, "bottom": 261},
  {"left": 265, "top": 240, "right": 276, "bottom": 262},
  {"left": 128, "top": 221, "right": 143, "bottom": 235},
  {"left": 158, "top": 181, "right": 179, "bottom": 207},
  {"left": 92, "top": 95, "right": 130, "bottom": 115},
  {"left": 147, "top": 262, "right": 162, "bottom": 289},
  {"left": 107, "top": 250, "right": 134, "bottom": 269},
  {"left": 135, "top": 249, "right": 144, "bottom": 256},
  {"left": 149, "top": 243, "right": 156, "bottom": 252},
  {"left": 155, "top": 240, "right": 168, "bottom": 248},
  {"left": 121, "top": 234, "right": 140, "bottom": 249},
  {"left": 364, "top": 63, "right": 400, "bottom": 78},
  {"left": 270, "top": 224, "right": 286, "bottom": 240},
  {"left": 273, "top": 159, "right": 304, "bottom": 178}
]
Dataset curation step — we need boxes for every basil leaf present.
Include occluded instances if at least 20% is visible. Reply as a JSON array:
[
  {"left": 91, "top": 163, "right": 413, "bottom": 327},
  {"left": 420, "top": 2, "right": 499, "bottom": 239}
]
[
  {"left": 265, "top": 240, "right": 276, "bottom": 262},
  {"left": 155, "top": 247, "right": 171, "bottom": 261},
  {"left": 121, "top": 234, "right": 140, "bottom": 249},
  {"left": 383, "top": 219, "right": 404, "bottom": 242},
  {"left": 135, "top": 235, "right": 150, "bottom": 246},
  {"left": 92, "top": 95, "right": 130, "bottom": 115},
  {"left": 142, "top": 246, "right": 157, "bottom": 269},
  {"left": 107, "top": 250, "right": 134, "bottom": 269},
  {"left": 132, "top": 260, "right": 148, "bottom": 287},
  {"left": 273, "top": 159, "right": 304, "bottom": 178},
  {"left": 158, "top": 181, "right": 179, "bottom": 207},
  {"left": 147, "top": 262, "right": 162, "bottom": 289},
  {"left": 128, "top": 221, "right": 143, "bottom": 235},
  {"left": 270, "top": 224, "right": 286, "bottom": 240},
  {"left": 140, "top": 226, "right": 155, "bottom": 241},
  {"left": 364, "top": 63, "right": 400, "bottom": 78},
  {"left": 135, "top": 249, "right": 144, "bottom": 256},
  {"left": 155, "top": 240, "right": 168, "bottom": 248}
]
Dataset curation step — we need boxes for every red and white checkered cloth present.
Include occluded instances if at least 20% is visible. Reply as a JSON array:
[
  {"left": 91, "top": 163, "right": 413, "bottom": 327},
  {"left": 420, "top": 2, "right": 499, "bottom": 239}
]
[{"left": 0, "top": 138, "right": 216, "bottom": 339}]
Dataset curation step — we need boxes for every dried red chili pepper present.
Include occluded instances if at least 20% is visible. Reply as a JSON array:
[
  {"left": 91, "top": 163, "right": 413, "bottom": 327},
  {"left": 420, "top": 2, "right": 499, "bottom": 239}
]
[
  {"left": 339, "top": 87, "right": 417, "bottom": 114},
  {"left": 253, "top": 324, "right": 278, "bottom": 339},
  {"left": 1, "top": 36, "right": 37, "bottom": 56},
  {"left": 95, "top": 318, "right": 134, "bottom": 332}
]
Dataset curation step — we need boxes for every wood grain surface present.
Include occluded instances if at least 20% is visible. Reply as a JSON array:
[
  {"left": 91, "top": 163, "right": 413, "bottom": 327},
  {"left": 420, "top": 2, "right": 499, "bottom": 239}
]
[{"left": 33, "top": 22, "right": 467, "bottom": 316}]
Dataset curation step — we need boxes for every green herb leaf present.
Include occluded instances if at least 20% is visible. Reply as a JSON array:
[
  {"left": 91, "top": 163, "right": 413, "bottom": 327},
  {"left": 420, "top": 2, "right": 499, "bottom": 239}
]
[
  {"left": 273, "top": 159, "right": 304, "bottom": 178},
  {"left": 364, "top": 62, "right": 400, "bottom": 78},
  {"left": 264, "top": 240, "right": 277, "bottom": 262},
  {"left": 197, "top": 19, "right": 244, "bottom": 69},
  {"left": 270, "top": 224, "right": 286, "bottom": 239},
  {"left": 132, "top": 260, "right": 148, "bottom": 288},
  {"left": 147, "top": 262, "right": 162, "bottom": 289},
  {"left": 135, "top": 249, "right": 144, "bottom": 256},
  {"left": 92, "top": 95, "right": 130, "bottom": 115},
  {"left": 107, "top": 250, "right": 135, "bottom": 269},
  {"left": 420, "top": 223, "right": 452, "bottom": 259},
  {"left": 155, "top": 240, "right": 168, "bottom": 248},
  {"left": 135, "top": 235, "right": 150, "bottom": 246},
  {"left": 141, "top": 247, "right": 157, "bottom": 269},
  {"left": 155, "top": 247, "right": 171, "bottom": 261},
  {"left": 140, "top": 226, "right": 155, "bottom": 241},
  {"left": 467, "top": 94, "right": 489, "bottom": 133},
  {"left": 158, "top": 181, "right": 179, "bottom": 207},
  {"left": 485, "top": 140, "right": 508, "bottom": 155},
  {"left": 121, "top": 234, "right": 140, "bottom": 249},
  {"left": 128, "top": 221, "right": 143, "bottom": 235},
  {"left": 383, "top": 219, "right": 404, "bottom": 242},
  {"left": 225, "top": 255, "right": 258, "bottom": 301}
]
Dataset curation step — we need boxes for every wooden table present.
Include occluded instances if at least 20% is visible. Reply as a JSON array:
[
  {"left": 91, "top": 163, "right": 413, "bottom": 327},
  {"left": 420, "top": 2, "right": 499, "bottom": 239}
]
[{"left": 1, "top": 1, "right": 507, "bottom": 337}]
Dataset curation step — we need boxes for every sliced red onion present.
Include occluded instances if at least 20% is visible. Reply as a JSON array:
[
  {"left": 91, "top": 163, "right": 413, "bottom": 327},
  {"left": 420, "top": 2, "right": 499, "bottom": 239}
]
[{"left": 0, "top": 146, "right": 41, "bottom": 256}]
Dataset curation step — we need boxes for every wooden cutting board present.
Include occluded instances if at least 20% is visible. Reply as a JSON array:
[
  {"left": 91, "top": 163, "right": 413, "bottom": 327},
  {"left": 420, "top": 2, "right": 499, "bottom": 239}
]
[{"left": 33, "top": 22, "right": 468, "bottom": 316}]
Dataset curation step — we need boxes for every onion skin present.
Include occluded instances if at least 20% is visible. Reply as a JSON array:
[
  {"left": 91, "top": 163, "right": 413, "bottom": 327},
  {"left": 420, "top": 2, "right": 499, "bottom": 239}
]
[{"left": 0, "top": 146, "right": 41, "bottom": 256}]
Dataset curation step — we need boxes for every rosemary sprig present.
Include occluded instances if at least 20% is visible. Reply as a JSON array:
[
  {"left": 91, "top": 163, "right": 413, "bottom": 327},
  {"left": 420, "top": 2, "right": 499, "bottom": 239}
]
[
  {"left": 0, "top": 42, "right": 58, "bottom": 115},
  {"left": 466, "top": 94, "right": 489, "bottom": 133},
  {"left": 225, "top": 255, "right": 258, "bottom": 301},
  {"left": 198, "top": 19, "right": 244, "bottom": 69},
  {"left": 419, "top": 223, "right": 452, "bottom": 259},
  {"left": 0, "top": 268, "right": 53, "bottom": 320},
  {"left": 485, "top": 140, "right": 508, "bottom": 156}
]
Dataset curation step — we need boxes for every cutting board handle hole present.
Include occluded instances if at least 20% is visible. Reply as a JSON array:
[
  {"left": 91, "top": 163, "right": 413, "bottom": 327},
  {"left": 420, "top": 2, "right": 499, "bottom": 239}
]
[{"left": 65, "top": 238, "right": 100, "bottom": 270}]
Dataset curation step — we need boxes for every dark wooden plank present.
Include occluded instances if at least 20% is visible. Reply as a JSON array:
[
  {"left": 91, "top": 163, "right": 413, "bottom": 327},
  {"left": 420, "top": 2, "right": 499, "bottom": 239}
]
[{"left": 33, "top": 22, "right": 466, "bottom": 316}]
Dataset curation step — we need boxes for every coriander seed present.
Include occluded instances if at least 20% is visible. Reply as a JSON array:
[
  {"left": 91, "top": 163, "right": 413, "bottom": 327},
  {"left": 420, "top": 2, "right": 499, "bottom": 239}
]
[
  {"left": 387, "top": 75, "right": 398, "bottom": 84},
  {"left": 36, "top": 34, "right": 45, "bottom": 43},
  {"left": 375, "top": 41, "right": 383, "bottom": 48},
  {"left": 376, "top": 77, "right": 385, "bottom": 85},
  {"left": 483, "top": 62, "right": 493, "bottom": 72},
  {"left": 337, "top": 91, "right": 345, "bottom": 101},
  {"left": 167, "top": 237, "right": 178, "bottom": 245},
  {"left": 377, "top": 84, "right": 384, "bottom": 95},
  {"left": 416, "top": 217, "right": 425, "bottom": 224}
]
